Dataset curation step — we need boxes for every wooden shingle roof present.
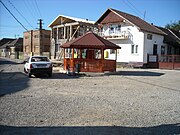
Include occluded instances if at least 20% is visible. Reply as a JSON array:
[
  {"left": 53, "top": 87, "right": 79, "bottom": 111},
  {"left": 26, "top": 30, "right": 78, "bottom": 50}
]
[{"left": 61, "top": 31, "right": 121, "bottom": 49}]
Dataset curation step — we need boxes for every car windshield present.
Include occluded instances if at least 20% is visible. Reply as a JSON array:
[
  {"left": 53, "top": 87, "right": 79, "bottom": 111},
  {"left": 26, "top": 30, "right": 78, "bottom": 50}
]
[{"left": 31, "top": 57, "right": 49, "bottom": 62}]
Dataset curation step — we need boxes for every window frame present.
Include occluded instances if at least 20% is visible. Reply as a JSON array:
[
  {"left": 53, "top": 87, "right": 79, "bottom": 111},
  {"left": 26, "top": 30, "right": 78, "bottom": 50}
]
[{"left": 147, "top": 34, "right": 153, "bottom": 40}]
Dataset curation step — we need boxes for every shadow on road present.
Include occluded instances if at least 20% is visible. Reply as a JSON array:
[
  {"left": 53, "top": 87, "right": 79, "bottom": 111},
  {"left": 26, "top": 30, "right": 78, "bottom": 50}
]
[
  {"left": 31, "top": 72, "right": 86, "bottom": 79},
  {"left": 105, "top": 71, "right": 165, "bottom": 77},
  {"left": 0, "top": 123, "right": 179, "bottom": 135},
  {"left": 0, "top": 72, "right": 29, "bottom": 97}
]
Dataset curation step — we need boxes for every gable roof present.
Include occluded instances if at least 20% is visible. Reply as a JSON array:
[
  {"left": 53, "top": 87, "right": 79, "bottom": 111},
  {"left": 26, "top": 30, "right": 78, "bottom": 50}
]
[
  {"left": 0, "top": 38, "right": 15, "bottom": 47},
  {"left": 0, "top": 38, "right": 23, "bottom": 49},
  {"left": 156, "top": 26, "right": 180, "bottom": 46},
  {"left": 49, "top": 15, "right": 95, "bottom": 27},
  {"left": 61, "top": 31, "right": 121, "bottom": 49},
  {"left": 96, "top": 8, "right": 166, "bottom": 35}
]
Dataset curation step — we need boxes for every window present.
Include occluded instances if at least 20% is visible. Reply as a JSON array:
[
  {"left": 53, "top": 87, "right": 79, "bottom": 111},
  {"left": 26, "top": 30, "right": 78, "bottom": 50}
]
[
  {"left": 110, "top": 27, "right": 114, "bottom": 33},
  {"left": 34, "top": 35, "right": 39, "bottom": 38},
  {"left": 135, "top": 45, "right": 138, "bottom": 53},
  {"left": 117, "top": 25, "right": 121, "bottom": 31},
  {"left": 131, "top": 45, "right": 134, "bottom": 53},
  {"left": 147, "top": 34, "right": 153, "bottom": 40},
  {"left": 25, "top": 36, "right": 28, "bottom": 39},
  {"left": 167, "top": 46, "right": 172, "bottom": 55},
  {"left": 131, "top": 45, "right": 138, "bottom": 54},
  {"left": 44, "top": 34, "right": 50, "bottom": 38},
  {"left": 110, "top": 49, "right": 115, "bottom": 54},
  {"left": 161, "top": 46, "right": 165, "bottom": 55},
  {"left": 34, "top": 46, "right": 39, "bottom": 53}
]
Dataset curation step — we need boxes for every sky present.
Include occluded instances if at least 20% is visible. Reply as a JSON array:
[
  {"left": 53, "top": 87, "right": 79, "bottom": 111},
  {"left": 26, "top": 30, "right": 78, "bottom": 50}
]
[{"left": 0, "top": 0, "right": 180, "bottom": 39}]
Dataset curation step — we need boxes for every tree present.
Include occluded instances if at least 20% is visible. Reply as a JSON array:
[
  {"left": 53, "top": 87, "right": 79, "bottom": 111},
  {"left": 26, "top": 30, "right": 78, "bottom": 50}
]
[{"left": 165, "top": 20, "right": 180, "bottom": 31}]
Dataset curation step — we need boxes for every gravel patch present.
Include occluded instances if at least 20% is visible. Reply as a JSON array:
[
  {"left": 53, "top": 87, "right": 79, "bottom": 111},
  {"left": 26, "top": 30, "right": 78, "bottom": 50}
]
[{"left": 0, "top": 58, "right": 180, "bottom": 134}]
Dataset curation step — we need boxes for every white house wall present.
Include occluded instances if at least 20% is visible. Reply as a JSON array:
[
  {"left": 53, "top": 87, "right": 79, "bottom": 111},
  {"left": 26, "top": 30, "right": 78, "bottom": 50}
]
[
  {"left": 103, "top": 24, "right": 144, "bottom": 63},
  {"left": 143, "top": 32, "right": 164, "bottom": 63}
]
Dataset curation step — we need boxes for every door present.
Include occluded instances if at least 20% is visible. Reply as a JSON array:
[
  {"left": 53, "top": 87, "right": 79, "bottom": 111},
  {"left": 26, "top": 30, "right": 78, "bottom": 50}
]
[{"left": 153, "top": 44, "right": 157, "bottom": 55}]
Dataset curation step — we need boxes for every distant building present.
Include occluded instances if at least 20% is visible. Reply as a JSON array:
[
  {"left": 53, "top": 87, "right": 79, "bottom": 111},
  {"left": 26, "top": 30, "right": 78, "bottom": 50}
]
[
  {"left": 23, "top": 29, "right": 51, "bottom": 58},
  {"left": 156, "top": 26, "right": 180, "bottom": 55},
  {"left": 0, "top": 38, "right": 23, "bottom": 59},
  {"left": 48, "top": 15, "right": 98, "bottom": 59}
]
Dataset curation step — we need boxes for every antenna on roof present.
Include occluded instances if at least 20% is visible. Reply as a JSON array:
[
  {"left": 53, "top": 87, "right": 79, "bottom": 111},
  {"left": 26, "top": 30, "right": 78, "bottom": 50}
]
[{"left": 143, "top": 11, "right": 146, "bottom": 20}]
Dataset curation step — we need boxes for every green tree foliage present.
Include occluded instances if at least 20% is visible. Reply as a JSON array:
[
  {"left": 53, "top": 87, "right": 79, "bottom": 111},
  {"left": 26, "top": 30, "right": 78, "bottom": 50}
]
[{"left": 165, "top": 20, "right": 180, "bottom": 31}]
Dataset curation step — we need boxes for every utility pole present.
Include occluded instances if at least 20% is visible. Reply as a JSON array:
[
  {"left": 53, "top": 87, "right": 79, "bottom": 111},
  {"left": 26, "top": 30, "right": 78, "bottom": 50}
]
[
  {"left": 30, "top": 30, "right": 33, "bottom": 56},
  {"left": 37, "top": 19, "right": 44, "bottom": 55},
  {"left": 37, "top": 19, "right": 43, "bottom": 30}
]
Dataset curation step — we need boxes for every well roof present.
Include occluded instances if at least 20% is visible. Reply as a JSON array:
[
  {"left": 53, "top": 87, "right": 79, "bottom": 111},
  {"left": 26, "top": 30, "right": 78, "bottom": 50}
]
[{"left": 61, "top": 31, "right": 121, "bottom": 49}]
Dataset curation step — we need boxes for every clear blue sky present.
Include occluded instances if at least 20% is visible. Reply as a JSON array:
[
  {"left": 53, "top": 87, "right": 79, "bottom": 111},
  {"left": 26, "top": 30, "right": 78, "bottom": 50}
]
[{"left": 0, "top": 0, "right": 180, "bottom": 39}]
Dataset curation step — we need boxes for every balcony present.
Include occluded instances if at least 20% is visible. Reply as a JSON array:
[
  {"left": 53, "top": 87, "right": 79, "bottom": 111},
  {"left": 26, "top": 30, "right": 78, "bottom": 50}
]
[{"left": 98, "top": 30, "right": 132, "bottom": 40}]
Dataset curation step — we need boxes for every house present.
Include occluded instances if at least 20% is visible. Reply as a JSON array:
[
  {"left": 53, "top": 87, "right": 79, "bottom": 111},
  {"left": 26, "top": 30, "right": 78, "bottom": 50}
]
[
  {"left": 156, "top": 26, "right": 180, "bottom": 55},
  {"left": 48, "top": 15, "right": 98, "bottom": 59},
  {"left": 0, "top": 38, "right": 15, "bottom": 57},
  {"left": 23, "top": 29, "right": 51, "bottom": 58},
  {"left": 95, "top": 8, "right": 166, "bottom": 67},
  {"left": 0, "top": 38, "right": 23, "bottom": 59}
]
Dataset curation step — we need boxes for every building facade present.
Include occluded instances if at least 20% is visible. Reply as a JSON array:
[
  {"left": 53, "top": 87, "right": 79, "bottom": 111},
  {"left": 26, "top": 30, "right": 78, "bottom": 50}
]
[
  {"left": 23, "top": 29, "right": 51, "bottom": 58},
  {"left": 0, "top": 38, "right": 23, "bottom": 59},
  {"left": 48, "top": 15, "right": 97, "bottom": 59},
  {"left": 96, "top": 8, "right": 166, "bottom": 67}
]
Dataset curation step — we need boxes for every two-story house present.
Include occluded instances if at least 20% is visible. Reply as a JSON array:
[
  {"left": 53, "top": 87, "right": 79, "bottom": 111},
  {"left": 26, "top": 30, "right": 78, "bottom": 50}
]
[
  {"left": 96, "top": 8, "right": 166, "bottom": 67},
  {"left": 23, "top": 29, "right": 51, "bottom": 58},
  {"left": 48, "top": 15, "right": 97, "bottom": 59}
]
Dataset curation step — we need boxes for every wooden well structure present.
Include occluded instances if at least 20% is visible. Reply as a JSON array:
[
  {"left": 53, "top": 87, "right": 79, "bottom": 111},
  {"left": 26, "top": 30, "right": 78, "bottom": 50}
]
[{"left": 61, "top": 32, "right": 121, "bottom": 73}]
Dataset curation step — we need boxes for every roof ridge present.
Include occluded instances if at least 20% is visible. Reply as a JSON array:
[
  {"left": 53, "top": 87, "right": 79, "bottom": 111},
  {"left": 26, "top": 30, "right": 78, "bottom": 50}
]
[
  {"left": 68, "top": 31, "right": 93, "bottom": 45},
  {"left": 110, "top": 8, "right": 139, "bottom": 19},
  {"left": 168, "top": 29, "right": 180, "bottom": 41},
  {"left": 109, "top": 8, "right": 165, "bottom": 35}
]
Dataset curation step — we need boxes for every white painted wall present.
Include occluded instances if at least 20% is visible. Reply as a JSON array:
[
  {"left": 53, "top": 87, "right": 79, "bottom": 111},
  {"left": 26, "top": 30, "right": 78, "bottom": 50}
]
[
  {"left": 143, "top": 32, "right": 164, "bottom": 63},
  {"left": 102, "top": 23, "right": 164, "bottom": 64},
  {"left": 102, "top": 23, "right": 144, "bottom": 63}
]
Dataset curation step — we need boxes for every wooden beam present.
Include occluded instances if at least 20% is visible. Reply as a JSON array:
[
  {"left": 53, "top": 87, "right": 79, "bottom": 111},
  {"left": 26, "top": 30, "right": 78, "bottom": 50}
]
[
  {"left": 70, "top": 26, "right": 80, "bottom": 40},
  {"left": 53, "top": 22, "right": 79, "bottom": 28}
]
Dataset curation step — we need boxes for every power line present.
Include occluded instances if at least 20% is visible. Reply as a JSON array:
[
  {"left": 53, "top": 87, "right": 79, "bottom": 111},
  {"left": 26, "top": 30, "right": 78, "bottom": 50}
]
[
  {"left": 7, "top": 0, "right": 34, "bottom": 29},
  {"left": 121, "top": 0, "right": 142, "bottom": 17},
  {"left": 31, "top": 0, "right": 41, "bottom": 18},
  {"left": 23, "top": 0, "right": 36, "bottom": 20},
  {"left": 0, "top": 0, "right": 28, "bottom": 31},
  {"left": 122, "top": 0, "right": 154, "bottom": 23},
  {"left": 34, "top": 0, "right": 42, "bottom": 18},
  {"left": 126, "top": 0, "right": 153, "bottom": 22}
]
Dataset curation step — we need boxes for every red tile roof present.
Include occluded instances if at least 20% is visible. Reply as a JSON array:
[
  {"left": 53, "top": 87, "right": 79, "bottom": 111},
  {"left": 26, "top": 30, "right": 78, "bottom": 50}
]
[
  {"left": 61, "top": 31, "right": 121, "bottom": 49},
  {"left": 96, "top": 8, "right": 166, "bottom": 35}
]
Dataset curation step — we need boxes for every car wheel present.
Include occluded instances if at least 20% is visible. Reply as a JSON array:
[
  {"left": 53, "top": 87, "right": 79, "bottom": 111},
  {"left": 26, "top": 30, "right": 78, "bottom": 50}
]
[{"left": 28, "top": 73, "right": 32, "bottom": 78}]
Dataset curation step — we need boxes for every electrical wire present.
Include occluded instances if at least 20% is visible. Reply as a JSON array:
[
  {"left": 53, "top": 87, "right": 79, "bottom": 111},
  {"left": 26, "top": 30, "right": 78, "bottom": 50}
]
[
  {"left": 34, "top": 0, "right": 42, "bottom": 18},
  {"left": 31, "top": 0, "right": 41, "bottom": 19},
  {"left": 0, "top": 0, "right": 28, "bottom": 31},
  {"left": 23, "top": 0, "right": 36, "bottom": 20},
  {"left": 7, "top": 0, "right": 34, "bottom": 29},
  {"left": 126, "top": 0, "right": 153, "bottom": 22},
  {"left": 122, "top": 0, "right": 154, "bottom": 23}
]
